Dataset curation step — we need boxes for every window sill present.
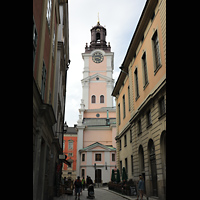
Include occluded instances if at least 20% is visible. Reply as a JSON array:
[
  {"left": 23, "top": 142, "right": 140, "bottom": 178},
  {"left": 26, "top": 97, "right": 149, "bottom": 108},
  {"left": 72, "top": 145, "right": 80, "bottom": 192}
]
[
  {"left": 137, "top": 131, "right": 142, "bottom": 136},
  {"left": 146, "top": 123, "right": 152, "bottom": 129},
  {"left": 158, "top": 112, "right": 166, "bottom": 120},
  {"left": 135, "top": 95, "right": 140, "bottom": 101},
  {"left": 154, "top": 64, "right": 162, "bottom": 75},
  {"left": 143, "top": 82, "right": 149, "bottom": 90}
]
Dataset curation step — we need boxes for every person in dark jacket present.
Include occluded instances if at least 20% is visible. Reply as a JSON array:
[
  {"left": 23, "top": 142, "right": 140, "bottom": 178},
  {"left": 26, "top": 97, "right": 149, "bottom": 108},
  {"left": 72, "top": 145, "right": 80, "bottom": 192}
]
[
  {"left": 87, "top": 176, "right": 93, "bottom": 185},
  {"left": 86, "top": 176, "right": 89, "bottom": 188},
  {"left": 74, "top": 176, "right": 82, "bottom": 200},
  {"left": 87, "top": 177, "right": 94, "bottom": 199}
]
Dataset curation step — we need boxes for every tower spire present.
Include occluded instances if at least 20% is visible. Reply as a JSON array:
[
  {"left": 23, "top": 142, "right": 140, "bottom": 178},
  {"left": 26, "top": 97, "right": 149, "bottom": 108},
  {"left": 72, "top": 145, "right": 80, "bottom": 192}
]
[{"left": 97, "top": 12, "right": 100, "bottom": 25}]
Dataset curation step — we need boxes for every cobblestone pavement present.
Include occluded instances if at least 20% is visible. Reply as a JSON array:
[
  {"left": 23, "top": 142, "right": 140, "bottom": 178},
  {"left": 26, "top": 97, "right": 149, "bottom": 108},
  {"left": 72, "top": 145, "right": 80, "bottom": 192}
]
[
  {"left": 54, "top": 187, "right": 147, "bottom": 200},
  {"left": 56, "top": 188, "right": 132, "bottom": 200}
]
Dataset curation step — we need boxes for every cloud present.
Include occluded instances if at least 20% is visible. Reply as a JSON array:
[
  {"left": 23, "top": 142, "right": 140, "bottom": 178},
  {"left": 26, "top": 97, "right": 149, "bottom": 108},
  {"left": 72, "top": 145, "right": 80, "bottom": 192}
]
[{"left": 65, "top": 0, "right": 147, "bottom": 126}]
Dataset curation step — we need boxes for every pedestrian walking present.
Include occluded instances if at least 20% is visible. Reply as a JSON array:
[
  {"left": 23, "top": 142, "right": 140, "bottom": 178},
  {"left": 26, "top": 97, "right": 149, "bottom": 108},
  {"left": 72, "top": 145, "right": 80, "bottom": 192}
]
[
  {"left": 74, "top": 176, "right": 82, "bottom": 200},
  {"left": 137, "top": 175, "right": 145, "bottom": 200},
  {"left": 82, "top": 177, "right": 86, "bottom": 190},
  {"left": 121, "top": 179, "right": 126, "bottom": 195},
  {"left": 86, "top": 176, "right": 89, "bottom": 188}
]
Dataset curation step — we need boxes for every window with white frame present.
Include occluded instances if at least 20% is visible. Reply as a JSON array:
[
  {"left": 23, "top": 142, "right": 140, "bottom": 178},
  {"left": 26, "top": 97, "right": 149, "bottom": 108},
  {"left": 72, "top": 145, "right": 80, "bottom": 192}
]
[
  {"left": 100, "top": 95, "right": 104, "bottom": 103},
  {"left": 68, "top": 140, "right": 73, "bottom": 150},
  {"left": 95, "top": 154, "right": 101, "bottom": 161},
  {"left": 91, "top": 95, "right": 96, "bottom": 103}
]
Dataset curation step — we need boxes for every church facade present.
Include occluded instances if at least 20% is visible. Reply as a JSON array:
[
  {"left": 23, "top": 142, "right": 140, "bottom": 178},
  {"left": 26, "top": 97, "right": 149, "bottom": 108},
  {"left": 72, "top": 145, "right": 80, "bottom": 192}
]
[{"left": 76, "top": 20, "right": 117, "bottom": 185}]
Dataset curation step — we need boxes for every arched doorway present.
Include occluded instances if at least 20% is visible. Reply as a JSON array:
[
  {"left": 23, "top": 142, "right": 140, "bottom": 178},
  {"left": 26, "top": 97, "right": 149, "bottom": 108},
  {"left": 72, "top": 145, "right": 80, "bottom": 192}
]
[
  {"left": 160, "top": 131, "right": 166, "bottom": 175},
  {"left": 138, "top": 145, "right": 146, "bottom": 193},
  {"left": 148, "top": 139, "right": 158, "bottom": 196},
  {"left": 138, "top": 145, "right": 145, "bottom": 173},
  {"left": 160, "top": 131, "right": 166, "bottom": 199}
]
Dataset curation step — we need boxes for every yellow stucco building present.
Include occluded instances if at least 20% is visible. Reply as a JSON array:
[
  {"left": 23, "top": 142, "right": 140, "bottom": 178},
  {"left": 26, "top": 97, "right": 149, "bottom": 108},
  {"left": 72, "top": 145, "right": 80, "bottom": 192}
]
[{"left": 112, "top": 0, "right": 166, "bottom": 199}]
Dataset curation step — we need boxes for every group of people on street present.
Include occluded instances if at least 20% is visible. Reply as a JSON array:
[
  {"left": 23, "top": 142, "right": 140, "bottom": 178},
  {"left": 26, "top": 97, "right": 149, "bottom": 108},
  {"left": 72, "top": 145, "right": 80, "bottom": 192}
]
[
  {"left": 74, "top": 176, "right": 94, "bottom": 200},
  {"left": 74, "top": 174, "right": 145, "bottom": 200},
  {"left": 121, "top": 174, "right": 145, "bottom": 200}
]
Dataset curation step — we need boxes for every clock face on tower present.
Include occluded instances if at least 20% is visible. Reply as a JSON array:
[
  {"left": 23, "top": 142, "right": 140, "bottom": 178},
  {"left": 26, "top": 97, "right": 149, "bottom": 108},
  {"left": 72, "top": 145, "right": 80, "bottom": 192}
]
[{"left": 92, "top": 52, "right": 104, "bottom": 63}]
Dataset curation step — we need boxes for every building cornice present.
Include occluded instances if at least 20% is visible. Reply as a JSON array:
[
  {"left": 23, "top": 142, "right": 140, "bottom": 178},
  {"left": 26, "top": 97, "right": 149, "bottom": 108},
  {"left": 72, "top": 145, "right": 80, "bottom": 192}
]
[
  {"left": 82, "top": 49, "right": 114, "bottom": 59},
  {"left": 112, "top": 0, "right": 158, "bottom": 97}
]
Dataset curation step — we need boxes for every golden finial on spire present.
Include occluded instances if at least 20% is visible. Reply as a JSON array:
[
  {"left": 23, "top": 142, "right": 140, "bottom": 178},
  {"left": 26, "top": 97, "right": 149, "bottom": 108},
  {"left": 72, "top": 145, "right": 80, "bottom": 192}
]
[{"left": 97, "top": 12, "right": 100, "bottom": 25}]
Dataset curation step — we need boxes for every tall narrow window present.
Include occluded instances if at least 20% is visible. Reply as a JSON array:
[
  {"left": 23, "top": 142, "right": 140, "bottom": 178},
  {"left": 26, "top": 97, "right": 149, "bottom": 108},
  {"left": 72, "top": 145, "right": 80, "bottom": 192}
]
[
  {"left": 142, "top": 52, "right": 149, "bottom": 88},
  {"left": 68, "top": 140, "right": 73, "bottom": 150},
  {"left": 124, "top": 134, "right": 127, "bottom": 147},
  {"left": 131, "top": 155, "right": 134, "bottom": 174},
  {"left": 138, "top": 119, "right": 142, "bottom": 135},
  {"left": 100, "top": 95, "right": 104, "bottom": 103},
  {"left": 41, "top": 61, "right": 47, "bottom": 100},
  {"left": 82, "top": 169, "right": 85, "bottom": 178},
  {"left": 130, "top": 129, "right": 132, "bottom": 143},
  {"left": 33, "top": 18, "right": 37, "bottom": 70},
  {"left": 128, "top": 86, "right": 131, "bottom": 111},
  {"left": 159, "top": 96, "right": 165, "bottom": 116},
  {"left": 46, "top": 0, "right": 52, "bottom": 29},
  {"left": 91, "top": 95, "right": 96, "bottom": 103},
  {"left": 147, "top": 110, "right": 152, "bottom": 126},
  {"left": 52, "top": 27, "right": 55, "bottom": 59},
  {"left": 120, "top": 161, "right": 122, "bottom": 174},
  {"left": 152, "top": 30, "right": 161, "bottom": 72},
  {"left": 123, "top": 95, "right": 126, "bottom": 118},
  {"left": 112, "top": 153, "right": 115, "bottom": 161},
  {"left": 125, "top": 158, "right": 128, "bottom": 175},
  {"left": 82, "top": 154, "right": 85, "bottom": 161},
  {"left": 96, "top": 33, "right": 100, "bottom": 42},
  {"left": 134, "top": 68, "right": 139, "bottom": 100},
  {"left": 118, "top": 103, "right": 121, "bottom": 125}
]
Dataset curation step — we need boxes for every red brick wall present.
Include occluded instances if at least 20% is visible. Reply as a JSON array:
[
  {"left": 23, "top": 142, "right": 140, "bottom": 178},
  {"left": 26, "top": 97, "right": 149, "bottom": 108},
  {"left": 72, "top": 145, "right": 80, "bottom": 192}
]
[{"left": 63, "top": 136, "right": 77, "bottom": 171}]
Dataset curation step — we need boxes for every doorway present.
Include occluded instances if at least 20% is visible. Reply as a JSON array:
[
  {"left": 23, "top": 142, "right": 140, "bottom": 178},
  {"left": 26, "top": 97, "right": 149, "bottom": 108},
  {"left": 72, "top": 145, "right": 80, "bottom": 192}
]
[
  {"left": 95, "top": 169, "right": 101, "bottom": 184},
  {"left": 148, "top": 139, "right": 158, "bottom": 196}
]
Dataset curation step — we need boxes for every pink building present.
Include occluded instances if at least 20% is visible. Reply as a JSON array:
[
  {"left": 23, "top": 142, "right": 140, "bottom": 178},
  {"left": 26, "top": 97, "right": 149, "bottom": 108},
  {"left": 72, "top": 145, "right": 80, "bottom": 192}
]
[{"left": 76, "top": 20, "right": 117, "bottom": 185}]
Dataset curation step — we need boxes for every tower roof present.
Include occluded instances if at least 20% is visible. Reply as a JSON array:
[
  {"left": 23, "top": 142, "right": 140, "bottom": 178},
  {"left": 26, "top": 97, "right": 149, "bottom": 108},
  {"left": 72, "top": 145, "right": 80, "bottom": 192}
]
[
  {"left": 85, "top": 18, "right": 111, "bottom": 52},
  {"left": 91, "top": 21, "right": 106, "bottom": 31}
]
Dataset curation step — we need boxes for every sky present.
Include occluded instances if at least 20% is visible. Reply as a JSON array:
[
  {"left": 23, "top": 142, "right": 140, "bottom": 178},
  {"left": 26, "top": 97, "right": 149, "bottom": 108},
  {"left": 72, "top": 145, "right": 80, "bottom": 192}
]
[{"left": 64, "top": 0, "right": 147, "bottom": 127}]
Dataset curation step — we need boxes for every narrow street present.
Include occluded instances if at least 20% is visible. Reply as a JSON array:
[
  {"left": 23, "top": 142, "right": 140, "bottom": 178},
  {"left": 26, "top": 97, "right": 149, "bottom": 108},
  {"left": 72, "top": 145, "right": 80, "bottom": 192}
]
[
  {"left": 33, "top": 0, "right": 166, "bottom": 200},
  {"left": 58, "top": 188, "right": 133, "bottom": 200}
]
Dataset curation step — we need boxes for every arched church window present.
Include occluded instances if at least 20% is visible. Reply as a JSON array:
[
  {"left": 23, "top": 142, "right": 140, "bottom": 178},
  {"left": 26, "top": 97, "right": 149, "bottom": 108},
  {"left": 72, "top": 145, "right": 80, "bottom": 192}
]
[
  {"left": 96, "top": 33, "right": 100, "bottom": 42},
  {"left": 92, "top": 95, "right": 96, "bottom": 103},
  {"left": 100, "top": 95, "right": 104, "bottom": 103}
]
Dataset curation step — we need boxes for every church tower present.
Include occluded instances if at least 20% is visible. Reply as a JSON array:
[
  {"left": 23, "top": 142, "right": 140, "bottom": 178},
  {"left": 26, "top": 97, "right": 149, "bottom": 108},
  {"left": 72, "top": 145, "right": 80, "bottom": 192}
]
[
  {"left": 76, "top": 19, "right": 116, "bottom": 184},
  {"left": 81, "top": 20, "right": 114, "bottom": 109}
]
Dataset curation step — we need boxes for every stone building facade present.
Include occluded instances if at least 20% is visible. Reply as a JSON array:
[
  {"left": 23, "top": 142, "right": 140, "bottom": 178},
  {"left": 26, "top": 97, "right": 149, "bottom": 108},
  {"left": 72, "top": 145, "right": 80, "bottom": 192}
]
[
  {"left": 62, "top": 125, "right": 78, "bottom": 181},
  {"left": 33, "top": 0, "right": 70, "bottom": 199},
  {"left": 112, "top": 0, "right": 166, "bottom": 199}
]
